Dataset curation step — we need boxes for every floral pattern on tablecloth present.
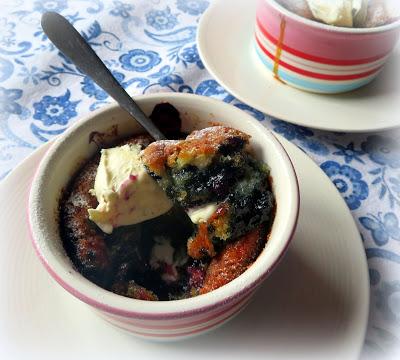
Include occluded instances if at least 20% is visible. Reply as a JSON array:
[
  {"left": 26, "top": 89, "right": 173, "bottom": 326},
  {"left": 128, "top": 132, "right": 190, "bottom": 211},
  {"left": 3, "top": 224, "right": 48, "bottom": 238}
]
[{"left": 0, "top": 1, "right": 399, "bottom": 357}]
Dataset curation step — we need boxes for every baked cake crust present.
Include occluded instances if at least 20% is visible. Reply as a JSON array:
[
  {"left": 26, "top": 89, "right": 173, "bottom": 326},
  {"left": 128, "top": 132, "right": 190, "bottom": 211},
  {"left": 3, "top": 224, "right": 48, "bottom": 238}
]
[{"left": 141, "top": 126, "right": 250, "bottom": 176}]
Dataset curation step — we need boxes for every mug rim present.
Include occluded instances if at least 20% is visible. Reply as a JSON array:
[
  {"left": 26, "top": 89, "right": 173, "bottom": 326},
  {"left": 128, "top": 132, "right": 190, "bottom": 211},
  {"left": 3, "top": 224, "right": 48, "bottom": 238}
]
[
  {"left": 264, "top": 0, "right": 400, "bottom": 34},
  {"left": 28, "top": 93, "right": 300, "bottom": 319}
]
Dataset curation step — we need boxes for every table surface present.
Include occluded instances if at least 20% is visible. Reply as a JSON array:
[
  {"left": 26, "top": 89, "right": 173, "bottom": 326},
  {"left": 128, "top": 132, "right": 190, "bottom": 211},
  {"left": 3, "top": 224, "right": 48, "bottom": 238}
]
[{"left": 0, "top": 0, "right": 399, "bottom": 358}]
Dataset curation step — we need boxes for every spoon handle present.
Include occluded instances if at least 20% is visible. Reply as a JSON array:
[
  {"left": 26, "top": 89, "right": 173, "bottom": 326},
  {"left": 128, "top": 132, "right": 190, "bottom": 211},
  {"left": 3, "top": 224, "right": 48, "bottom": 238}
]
[{"left": 41, "top": 12, "right": 166, "bottom": 141}]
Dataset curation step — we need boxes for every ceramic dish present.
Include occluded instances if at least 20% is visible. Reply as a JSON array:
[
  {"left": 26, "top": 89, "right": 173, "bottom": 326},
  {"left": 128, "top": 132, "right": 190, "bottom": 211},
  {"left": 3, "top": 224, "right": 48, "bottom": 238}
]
[
  {"left": 0, "top": 131, "right": 368, "bottom": 358},
  {"left": 255, "top": 0, "right": 400, "bottom": 93},
  {"left": 28, "top": 93, "right": 299, "bottom": 340},
  {"left": 197, "top": 0, "right": 400, "bottom": 132}
]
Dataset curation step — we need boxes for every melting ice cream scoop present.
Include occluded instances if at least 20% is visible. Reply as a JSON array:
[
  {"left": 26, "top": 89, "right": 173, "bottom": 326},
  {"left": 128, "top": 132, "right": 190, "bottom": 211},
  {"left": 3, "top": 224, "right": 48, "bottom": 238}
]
[
  {"left": 306, "top": 0, "right": 368, "bottom": 27},
  {"left": 277, "top": 0, "right": 400, "bottom": 27},
  {"left": 88, "top": 144, "right": 173, "bottom": 234},
  {"left": 353, "top": 0, "right": 369, "bottom": 26}
]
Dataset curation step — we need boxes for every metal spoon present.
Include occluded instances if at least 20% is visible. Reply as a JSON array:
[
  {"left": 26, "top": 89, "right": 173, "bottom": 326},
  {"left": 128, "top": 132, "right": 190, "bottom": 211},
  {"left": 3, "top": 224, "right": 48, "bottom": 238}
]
[{"left": 41, "top": 11, "right": 166, "bottom": 141}]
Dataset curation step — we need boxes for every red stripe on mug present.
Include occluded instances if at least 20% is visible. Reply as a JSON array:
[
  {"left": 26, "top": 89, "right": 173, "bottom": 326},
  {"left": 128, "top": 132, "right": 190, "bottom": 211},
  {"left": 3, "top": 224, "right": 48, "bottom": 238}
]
[
  {"left": 255, "top": 35, "right": 383, "bottom": 81},
  {"left": 256, "top": 17, "right": 389, "bottom": 66}
]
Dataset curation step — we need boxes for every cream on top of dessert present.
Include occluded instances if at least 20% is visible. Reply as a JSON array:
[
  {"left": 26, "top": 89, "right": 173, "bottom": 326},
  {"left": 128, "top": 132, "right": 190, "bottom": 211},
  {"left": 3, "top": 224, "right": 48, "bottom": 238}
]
[
  {"left": 88, "top": 144, "right": 173, "bottom": 234},
  {"left": 277, "top": 0, "right": 400, "bottom": 27},
  {"left": 305, "top": 0, "right": 367, "bottom": 27}
]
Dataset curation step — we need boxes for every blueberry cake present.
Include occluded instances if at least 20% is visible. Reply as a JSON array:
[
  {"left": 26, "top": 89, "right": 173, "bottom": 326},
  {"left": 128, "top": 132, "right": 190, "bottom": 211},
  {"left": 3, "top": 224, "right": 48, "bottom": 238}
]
[
  {"left": 141, "top": 126, "right": 275, "bottom": 259},
  {"left": 59, "top": 103, "right": 275, "bottom": 301}
]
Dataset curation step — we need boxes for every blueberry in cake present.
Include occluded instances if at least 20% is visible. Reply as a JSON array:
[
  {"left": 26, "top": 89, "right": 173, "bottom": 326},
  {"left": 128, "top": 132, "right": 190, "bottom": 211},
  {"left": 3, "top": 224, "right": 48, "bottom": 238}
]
[{"left": 141, "top": 126, "right": 275, "bottom": 259}]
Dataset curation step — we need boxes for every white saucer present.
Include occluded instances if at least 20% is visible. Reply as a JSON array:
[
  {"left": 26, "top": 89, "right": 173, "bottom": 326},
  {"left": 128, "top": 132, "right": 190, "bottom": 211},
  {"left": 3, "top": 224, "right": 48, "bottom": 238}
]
[
  {"left": 197, "top": 0, "right": 400, "bottom": 133},
  {"left": 0, "top": 134, "right": 368, "bottom": 359}
]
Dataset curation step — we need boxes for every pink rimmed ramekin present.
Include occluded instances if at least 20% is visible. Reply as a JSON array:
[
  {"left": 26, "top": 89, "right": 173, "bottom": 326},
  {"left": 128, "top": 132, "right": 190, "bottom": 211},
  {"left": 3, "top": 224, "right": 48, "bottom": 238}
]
[
  {"left": 255, "top": 0, "right": 400, "bottom": 93},
  {"left": 28, "top": 93, "right": 299, "bottom": 341}
]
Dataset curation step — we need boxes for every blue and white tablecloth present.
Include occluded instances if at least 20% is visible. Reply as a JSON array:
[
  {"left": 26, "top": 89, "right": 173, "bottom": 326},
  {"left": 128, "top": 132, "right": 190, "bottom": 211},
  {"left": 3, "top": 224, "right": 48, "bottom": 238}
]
[{"left": 0, "top": 0, "right": 399, "bottom": 357}]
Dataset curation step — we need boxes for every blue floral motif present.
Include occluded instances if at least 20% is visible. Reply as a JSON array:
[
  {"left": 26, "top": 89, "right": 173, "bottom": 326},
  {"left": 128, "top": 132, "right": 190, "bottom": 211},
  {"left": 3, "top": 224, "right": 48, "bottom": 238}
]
[
  {"left": 390, "top": 176, "right": 400, "bottom": 196},
  {"left": 0, "top": 87, "right": 22, "bottom": 118},
  {"left": 369, "top": 268, "right": 381, "bottom": 286},
  {"left": 144, "top": 25, "right": 197, "bottom": 65},
  {"left": 81, "top": 71, "right": 146, "bottom": 104},
  {"left": 119, "top": 49, "right": 161, "bottom": 72},
  {"left": 146, "top": 7, "right": 178, "bottom": 31},
  {"left": 375, "top": 281, "right": 400, "bottom": 323},
  {"left": 179, "top": 44, "right": 198, "bottom": 62},
  {"left": 179, "top": 44, "right": 204, "bottom": 69},
  {"left": 368, "top": 167, "right": 400, "bottom": 208},
  {"left": 360, "top": 212, "right": 400, "bottom": 246},
  {"left": 0, "top": 58, "right": 13, "bottom": 83},
  {"left": 234, "top": 103, "right": 265, "bottom": 121},
  {"left": 0, "top": 18, "right": 16, "bottom": 47},
  {"left": 41, "top": 60, "right": 82, "bottom": 87},
  {"left": 195, "top": 79, "right": 226, "bottom": 96},
  {"left": 159, "top": 73, "right": 184, "bottom": 87},
  {"left": 300, "top": 138, "right": 329, "bottom": 156},
  {"left": 142, "top": 65, "right": 185, "bottom": 92},
  {"left": 271, "top": 119, "right": 313, "bottom": 141},
  {"left": 82, "top": 21, "right": 101, "bottom": 42},
  {"left": 271, "top": 120, "right": 328, "bottom": 155},
  {"left": 321, "top": 161, "right": 369, "bottom": 210},
  {"left": 33, "top": 0, "right": 68, "bottom": 13},
  {"left": 81, "top": 71, "right": 125, "bottom": 100},
  {"left": 18, "top": 65, "right": 41, "bottom": 85},
  {"left": 145, "top": 26, "right": 196, "bottom": 44},
  {"left": 176, "top": 0, "right": 209, "bottom": 16},
  {"left": 109, "top": 1, "right": 133, "bottom": 18},
  {"left": 81, "top": 20, "right": 122, "bottom": 51},
  {"left": 333, "top": 142, "right": 365, "bottom": 164},
  {"left": 33, "top": 90, "right": 80, "bottom": 126},
  {"left": 362, "top": 135, "right": 400, "bottom": 169},
  {"left": 194, "top": 79, "right": 234, "bottom": 102}
]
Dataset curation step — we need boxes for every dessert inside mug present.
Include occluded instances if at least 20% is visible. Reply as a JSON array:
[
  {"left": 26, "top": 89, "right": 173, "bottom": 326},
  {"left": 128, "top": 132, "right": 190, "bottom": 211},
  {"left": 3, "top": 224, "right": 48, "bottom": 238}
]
[
  {"left": 276, "top": 0, "right": 400, "bottom": 28},
  {"left": 60, "top": 103, "right": 276, "bottom": 301}
]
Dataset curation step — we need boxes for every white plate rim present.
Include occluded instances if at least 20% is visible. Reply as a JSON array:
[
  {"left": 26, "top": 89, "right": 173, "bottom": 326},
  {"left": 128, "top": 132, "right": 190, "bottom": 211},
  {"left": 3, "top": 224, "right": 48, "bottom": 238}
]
[{"left": 0, "top": 133, "right": 370, "bottom": 358}]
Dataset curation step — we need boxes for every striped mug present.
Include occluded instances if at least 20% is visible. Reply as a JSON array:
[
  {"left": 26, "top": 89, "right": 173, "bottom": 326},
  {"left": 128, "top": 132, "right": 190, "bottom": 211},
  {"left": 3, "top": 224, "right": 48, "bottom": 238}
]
[{"left": 255, "top": 0, "right": 400, "bottom": 94}]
